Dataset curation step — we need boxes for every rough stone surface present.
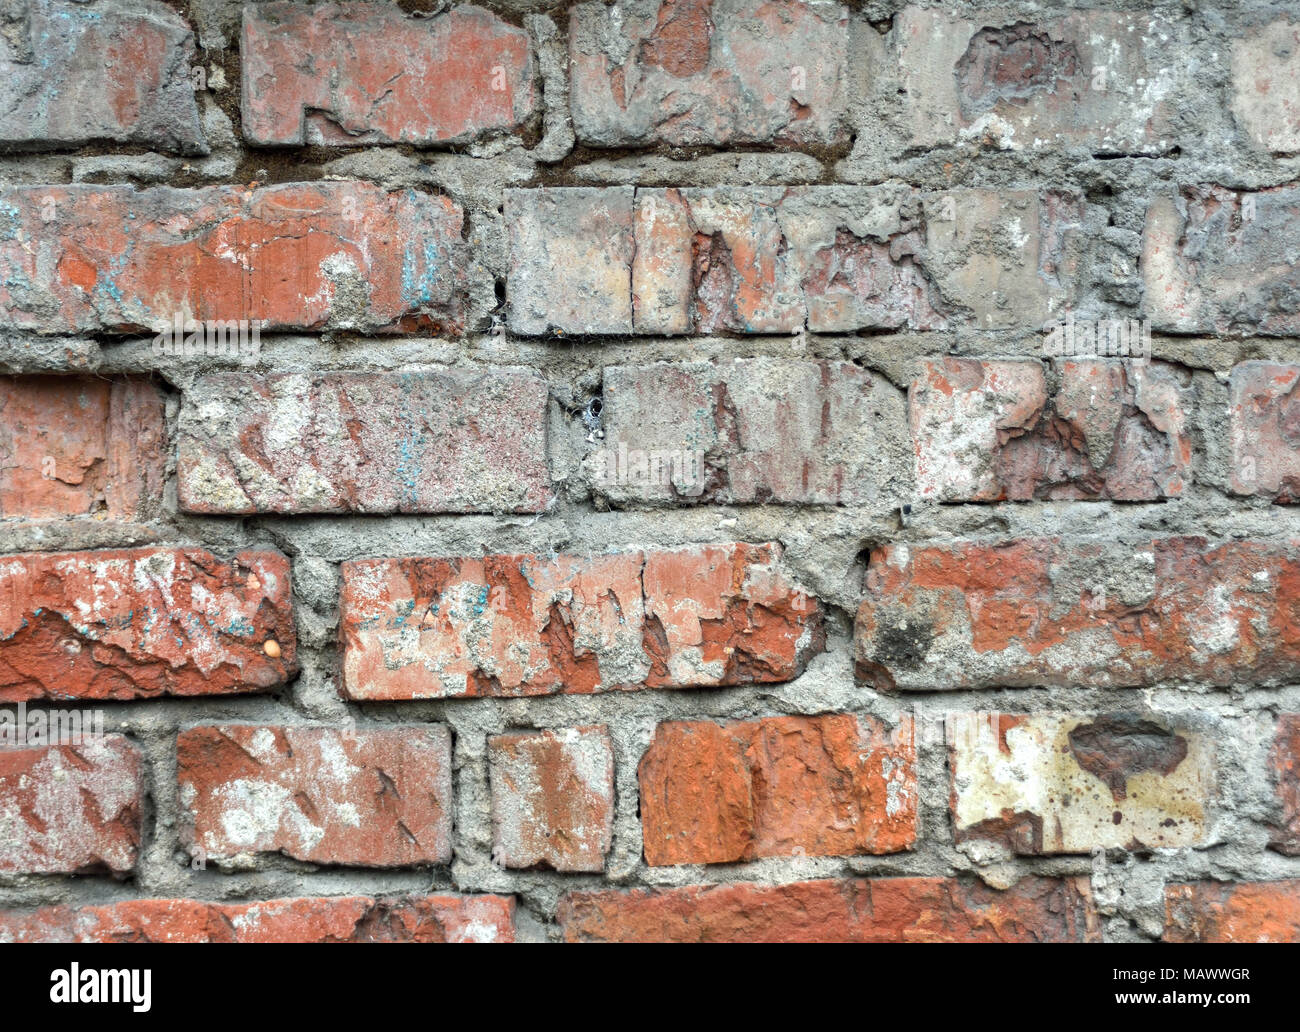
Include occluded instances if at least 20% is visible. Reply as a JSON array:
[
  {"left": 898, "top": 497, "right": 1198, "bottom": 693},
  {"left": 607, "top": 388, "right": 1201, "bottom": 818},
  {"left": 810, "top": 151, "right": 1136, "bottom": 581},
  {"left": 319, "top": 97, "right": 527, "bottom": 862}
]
[
  {"left": 177, "top": 370, "right": 550, "bottom": 514},
  {"left": 639, "top": 713, "right": 916, "bottom": 865},
  {"left": 0, "top": 548, "right": 297, "bottom": 701},
  {"left": 1230, "top": 362, "right": 1300, "bottom": 501},
  {"left": 949, "top": 713, "right": 1213, "bottom": 854},
  {"left": 178, "top": 725, "right": 453, "bottom": 868},
  {"left": 341, "top": 543, "right": 822, "bottom": 699},
  {"left": 0, "top": 736, "right": 143, "bottom": 875},
  {"left": 1165, "top": 882, "right": 1300, "bottom": 943},
  {"left": 242, "top": 3, "right": 534, "bottom": 146},
  {"left": 1271, "top": 715, "right": 1300, "bottom": 855},
  {"left": 1231, "top": 20, "right": 1300, "bottom": 154},
  {"left": 488, "top": 726, "right": 614, "bottom": 872}
]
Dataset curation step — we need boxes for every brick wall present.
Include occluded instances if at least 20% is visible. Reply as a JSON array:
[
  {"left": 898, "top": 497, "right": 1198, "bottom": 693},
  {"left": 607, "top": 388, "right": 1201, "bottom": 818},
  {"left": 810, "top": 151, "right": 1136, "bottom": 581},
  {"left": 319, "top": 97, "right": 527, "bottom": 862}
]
[{"left": 0, "top": 0, "right": 1298, "bottom": 944}]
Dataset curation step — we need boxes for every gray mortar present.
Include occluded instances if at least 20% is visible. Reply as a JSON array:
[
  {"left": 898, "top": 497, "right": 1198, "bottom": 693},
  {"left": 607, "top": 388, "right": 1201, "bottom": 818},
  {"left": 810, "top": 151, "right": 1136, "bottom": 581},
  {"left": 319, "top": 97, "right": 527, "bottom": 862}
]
[{"left": 2, "top": 0, "right": 1300, "bottom": 942}]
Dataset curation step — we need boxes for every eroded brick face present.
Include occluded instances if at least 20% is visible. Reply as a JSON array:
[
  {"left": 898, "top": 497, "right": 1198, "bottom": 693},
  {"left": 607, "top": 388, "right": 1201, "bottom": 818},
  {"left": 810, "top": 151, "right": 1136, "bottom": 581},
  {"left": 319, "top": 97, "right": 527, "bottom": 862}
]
[
  {"left": 0, "top": 736, "right": 143, "bottom": 875},
  {"left": 1166, "top": 882, "right": 1300, "bottom": 943},
  {"left": 1271, "top": 716, "right": 1300, "bottom": 855},
  {"left": 0, "top": 183, "right": 465, "bottom": 334},
  {"left": 177, "top": 370, "right": 550, "bottom": 515},
  {"left": 1230, "top": 362, "right": 1300, "bottom": 501},
  {"left": 559, "top": 876, "right": 1100, "bottom": 942},
  {"left": 639, "top": 714, "right": 916, "bottom": 865},
  {"left": 912, "top": 358, "right": 1193, "bottom": 501},
  {"left": 178, "top": 726, "right": 453, "bottom": 868},
  {"left": 0, "top": 895, "right": 515, "bottom": 943},
  {"left": 341, "top": 543, "right": 822, "bottom": 700},
  {"left": 1231, "top": 20, "right": 1300, "bottom": 154},
  {"left": 856, "top": 538, "right": 1300, "bottom": 691},
  {"left": 569, "top": 0, "right": 849, "bottom": 147},
  {"left": 0, "top": 548, "right": 297, "bottom": 702},
  {"left": 488, "top": 726, "right": 615, "bottom": 872},
  {"left": 948, "top": 713, "right": 1212, "bottom": 854},
  {"left": 0, "top": 377, "right": 166, "bottom": 519},
  {"left": 243, "top": 3, "right": 534, "bottom": 146}
]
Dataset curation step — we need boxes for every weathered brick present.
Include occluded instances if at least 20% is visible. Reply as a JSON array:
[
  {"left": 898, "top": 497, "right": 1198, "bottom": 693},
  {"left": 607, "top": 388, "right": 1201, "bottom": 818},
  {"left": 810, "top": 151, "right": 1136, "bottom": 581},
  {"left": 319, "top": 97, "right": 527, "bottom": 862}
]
[
  {"left": 0, "top": 376, "right": 166, "bottom": 519},
  {"left": 0, "top": 183, "right": 464, "bottom": 335},
  {"left": 1143, "top": 183, "right": 1300, "bottom": 335},
  {"left": 488, "top": 726, "right": 614, "bottom": 872},
  {"left": 949, "top": 713, "right": 1212, "bottom": 854},
  {"left": 594, "top": 359, "right": 908, "bottom": 505},
  {"left": 912, "top": 358, "right": 1193, "bottom": 502},
  {"left": 559, "top": 876, "right": 1099, "bottom": 942},
  {"left": 1229, "top": 362, "right": 1300, "bottom": 501},
  {"left": 639, "top": 714, "right": 915, "bottom": 865},
  {"left": 894, "top": 8, "right": 1181, "bottom": 154},
  {"left": 179, "top": 726, "right": 452, "bottom": 868},
  {"left": 0, "top": 0, "right": 205, "bottom": 153},
  {"left": 569, "top": 0, "right": 849, "bottom": 148},
  {"left": 1271, "top": 715, "right": 1300, "bottom": 854},
  {"left": 0, "top": 895, "right": 515, "bottom": 943},
  {"left": 0, "top": 736, "right": 143, "bottom": 875},
  {"left": 0, "top": 548, "right": 296, "bottom": 702},
  {"left": 341, "top": 543, "right": 822, "bottom": 700},
  {"left": 1231, "top": 20, "right": 1300, "bottom": 154},
  {"left": 505, "top": 187, "right": 634, "bottom": 335},
  {"left": 855, "top": 538, "right": 1300, "bottom": 691},
  {"left": 177, "top": 370, "right": 550, "bottom": 515},
  {"left": 242, "top": 3, "right": 534, "bottom": 146},
  {"left": 1166, "top": 882, "right": 1300, "bottom": 943}
]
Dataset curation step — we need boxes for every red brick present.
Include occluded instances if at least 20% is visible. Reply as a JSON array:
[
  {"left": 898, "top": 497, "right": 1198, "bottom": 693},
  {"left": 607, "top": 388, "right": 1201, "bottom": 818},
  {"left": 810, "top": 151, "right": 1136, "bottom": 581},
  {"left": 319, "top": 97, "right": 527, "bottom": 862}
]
[
  {"left": 559, "top": 876, "right": 1099, "bottom": 942},
  {"left": 242, "top": 3, "right": 534, "bottom": 146},
  {"left": 949, "top": 713, "right": 1213, "bottom": 854},
  {"left": 894, "top": 8, "right": 1181, "bottom": 154},
  {"left": 1165, "top": 882, "right": 1300, "bottom": 943},
  {"left": 1143, "top": 183, "right": 1300, "bottom": 335},
  {"left": 0, "top": 895, "right": 515, "bottom": 943},
  {"left": 0, "top": 736, "right": 143, "bottom": 875},
  {"left": 341, "top": 543, "right": 822, "bottom": 700},
  {"left": 488, "top": 726, "right": 614, "bottom": 872},
  {"left": 912, "top": 358, "right": 1192, "bottom": 502},
  {"left": 0, "top": 182, "right": 464, "bottom": 335},
  {"left": 1271, "top": 715, "right": 1300, "bottom": 854},
  {"left": 639, "top": 714, "right": 915, "bottom": 865},
  {"left": 0, "top": 377, "right": 165, "bottom": 519},
  {"left": 0, "top": 0, "right": 205, "bottom": 153},
  {"left": 855, "top": 538, "right": 1300, "bottom": 691},
  {"left": 1231, "top": 20, "right": 1300, "bottom": 154},
  {"left": 177, "top": 370, "right": 550, "bottom": 515},
  {"left": 569, "top": 0, "right": 849, "bottom": 147},
  {"left": 0, "top": 548, "right": 296, "bottom": 702},
  {"left": 1229, "top": 362, "right": 1300, "bottom": 500},
  {"left": 178, "top": 726, "right": 452, "bottom": 868}
]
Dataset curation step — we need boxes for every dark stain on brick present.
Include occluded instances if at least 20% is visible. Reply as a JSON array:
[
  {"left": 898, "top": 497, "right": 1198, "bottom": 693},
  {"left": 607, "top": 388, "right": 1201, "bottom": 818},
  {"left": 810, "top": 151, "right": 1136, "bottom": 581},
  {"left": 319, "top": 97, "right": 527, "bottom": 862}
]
[
  {"left": 1067, "top": 714, "right": 1189, "bottom": 802},
  {"left": 955, "top": 23, "right": 1081, "bottom": 118},
  {"left": 872, "top": 616, "right": 934, "bottom": 671},
  {"left": 955, "top": 809, "right": 1045, "bottom": 854}
]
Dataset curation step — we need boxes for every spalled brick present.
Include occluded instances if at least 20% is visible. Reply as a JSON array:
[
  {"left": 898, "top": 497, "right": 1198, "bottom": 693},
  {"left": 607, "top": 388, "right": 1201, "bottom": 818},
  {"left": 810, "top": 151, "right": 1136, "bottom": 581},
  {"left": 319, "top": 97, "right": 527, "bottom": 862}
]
[
  {"left": 0, "top": 376, "right": 166, "bottom": 519},
  {"left": 0, "top": 895, "right": 515, "bottom": 943},
  {"left": 559, "top": 876, "right": 1099, "bottom": 942},
  {"left": 242, "top": 3, "right": 534, "bottom": 146},
  {"left": 0, "top": 548, "right": 296, "bottom": 702},
  {"left": 178, "top": 726, "right": 453, "bottom": 868},
  {"left": 855, "top": 538, "right": 1300, "bottom": 691},
  {"left": 488, "top": 726, "right": 614, "bottom": 872},
  {"left": 1229, "top": 362, "right": 1300, "bottom": 501},
  {"left": 0, "top": 182, "right": 464, "bottom": 335},
  {"left": 341, "top": 543, "right": 822, "bottom": 700},
  {"left": 894, "top": 8, "right": 1181, "bottom": 154},
  {"left": 1143, "top": 183, "right": 1300, "bottom": 335},
  {"left": 177, "top": 370, "right": 550, "bottom": 515},
  {"left": 569, "top": 0, "right": 849, "bottom": 148},
  {"left": 948, "top": 713, "right": 1212, "bottom": 854},
  {"left": 0, "top": 0, "right": 205, "bottom": 154},
  {"left": 0, "top": 736, "right": 143, "bottom": 875},
  {"left": 505, "top": 187, "right": 635, "bottom": 335},
  {"left": 1231, "top": 20, "right": 1300, "bottom": 154},
  {"left": 1166, "top": 882, "right": 1300, "bottom": 943},
  {"left": 594, "top": 359, "right": 909, "bottom": 505},
  {"left": 639, "top": 714, "right": 915, "bottom": 865},
  {"left": 912, "top": 358, "right": 1193, "bottom": 502},
  {"left": 1270, "top": 715, "right": 1300, "bottom": 854}
]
